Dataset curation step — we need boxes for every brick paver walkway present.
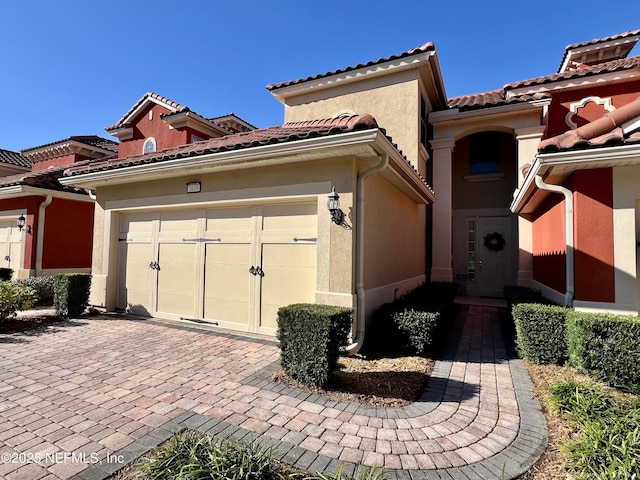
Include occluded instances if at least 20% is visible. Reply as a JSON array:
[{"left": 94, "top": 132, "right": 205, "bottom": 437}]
[{"left": 0, "top": 305, "right": 546, "bottom": 480}]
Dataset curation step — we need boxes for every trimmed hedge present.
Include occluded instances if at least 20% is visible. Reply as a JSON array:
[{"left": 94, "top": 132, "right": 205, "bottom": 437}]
[
  {"left": 512, "top": 303, "right": 569, "bottom": 364},
  {"left": 277, "top": 303, "right": 352, "bottom": 387},
  {"left": 567, "top": 311, "right": 640, "bottom": 393},
  {"left": 504, "top": 284, "right": 556, "bottom": 310},
  {"left": 54, "top": 274, "right": 91, "bottom": 319},
  {"left": 367, "top": 282, "right": 458, "bottom": 355}
]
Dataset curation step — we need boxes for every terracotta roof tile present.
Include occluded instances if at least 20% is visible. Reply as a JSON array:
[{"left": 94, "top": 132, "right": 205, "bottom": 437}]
[
  {"left": 106, "top": 92, "right": 188, "bottom": 131},
  {"left": 266, "top": 42, "right": 435, "bottom": 91},
  {"left": 0, "top": 148, "right": 30, "bottom": 168},
  {"left": 505, "top": 55, "right": 640, "bottom": 90},
  {"left": 66, "top": 114, "right": 380, "bottom": 177},
  {"left": 539, "top": 97, "right": 640, "bottom": 152},
  {"left": 558, "top": 30, "right": 640, "bottom": 72},
  {"left": 0, "top": 160, "right": 95, "bottom": 195},
  {"left": 21, "top": 136, "right": 118, "bottom": 154},
  {"left": 445, "top": 55, "right": 640, "bottom": 112}
]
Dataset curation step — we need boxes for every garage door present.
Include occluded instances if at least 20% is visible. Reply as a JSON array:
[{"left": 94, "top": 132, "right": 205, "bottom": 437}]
[
  {"left": 117, "top": 203, "right": 317, "bottom": 335},
  {"left": 0, "top": 220, "right": 24, "bottom": 273}
]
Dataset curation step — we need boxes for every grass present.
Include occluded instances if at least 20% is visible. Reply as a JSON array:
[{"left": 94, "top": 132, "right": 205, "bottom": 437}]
[
  {"left": 524, "top": 362, "right": 640, "bottom": 480},
  {"left": 115, "top": 430, "right": 384, "bottom": 480}
]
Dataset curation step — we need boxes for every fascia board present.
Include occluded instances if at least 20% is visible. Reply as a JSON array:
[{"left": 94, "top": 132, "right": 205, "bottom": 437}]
[
  {"left": 60, "top": 130, "right": 381, "bottom": 189},
  {"left": 271, "top": 52, "right": 434, "bottom": 101},
  {"left": 0, "top": 185, "right": 93, "bottom": 202},
  {"left": 429, "top": 100, "right": 548, "bottom": 125}
]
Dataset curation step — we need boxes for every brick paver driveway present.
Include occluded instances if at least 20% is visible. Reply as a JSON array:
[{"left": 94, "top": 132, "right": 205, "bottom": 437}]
[{"left": 0, "top": 306, "right": 546, "bottom": 480}]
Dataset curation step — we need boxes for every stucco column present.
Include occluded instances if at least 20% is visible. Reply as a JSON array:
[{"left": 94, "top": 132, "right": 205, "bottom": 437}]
[
  {"left": 430, "top": 137, "right": 455, "bottom": 282},
  {"left": 514, "top": 126, "right": 546, "bottom": 286}
]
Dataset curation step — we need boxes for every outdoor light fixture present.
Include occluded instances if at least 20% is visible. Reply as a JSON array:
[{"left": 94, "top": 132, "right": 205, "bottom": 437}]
[
  {"left": 17, "top": 214, "right": 31, "bottom": 234},
  {"left": 327, "top": 187, "right": 345, "bottom": 225}
]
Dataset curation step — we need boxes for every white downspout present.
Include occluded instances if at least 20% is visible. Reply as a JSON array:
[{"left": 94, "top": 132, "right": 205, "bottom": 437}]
[
  {"left": 346, "top": 154, "right": 389, "bottom": 354},
  {"left": 534, "top": 175, "right": 574, "bottom": 306},
  {"left": 35, "top": 195, "right": 53, "bottom": 275}
]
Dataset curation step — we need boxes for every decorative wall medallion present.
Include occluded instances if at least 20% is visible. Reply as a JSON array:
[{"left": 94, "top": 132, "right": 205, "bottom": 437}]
[{"left": 565, "top": 96, "right": 615, "bottom": 129}]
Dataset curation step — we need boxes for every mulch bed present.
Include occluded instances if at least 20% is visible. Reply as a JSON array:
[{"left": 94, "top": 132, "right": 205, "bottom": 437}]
[{"left": 269, "top": 354, "right": 435, "bottom": 407}]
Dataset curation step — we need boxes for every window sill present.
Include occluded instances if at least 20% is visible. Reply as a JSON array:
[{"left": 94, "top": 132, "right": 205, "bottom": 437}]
[{"left": 464, "top": 172, "right": 506, "bottom": 183}]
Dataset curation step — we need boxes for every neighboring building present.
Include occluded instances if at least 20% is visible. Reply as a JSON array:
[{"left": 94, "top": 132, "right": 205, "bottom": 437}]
[
  {"left": 0, "top": 136, "right": 117, "bottom": 278},
  {"left": 55, "top": 29, "right": 640, "bottom": 343},
  {"left": 0, "top": 148, "right": 30, "bottom": 177}
]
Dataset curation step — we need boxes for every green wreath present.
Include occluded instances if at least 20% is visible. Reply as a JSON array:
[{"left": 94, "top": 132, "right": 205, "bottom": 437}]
[{"left": 484, "top": 232, "right": 505, "bottom": 252}]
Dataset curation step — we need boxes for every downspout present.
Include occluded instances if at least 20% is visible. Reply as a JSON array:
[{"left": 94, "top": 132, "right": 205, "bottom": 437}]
[
  {"left": 35, "top": 195, "right": 53, "bottom": 275},
  {"left": 534, "top": 175, "right": 574, "bottom": 306},
  {"left": 346, "top": 153, "right": 389, "bottom": 354}
]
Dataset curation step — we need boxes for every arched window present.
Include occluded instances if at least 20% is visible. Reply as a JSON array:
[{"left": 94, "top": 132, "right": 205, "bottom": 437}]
[{"left": 143, "top": 138, "right": 156, "bottom": 154}]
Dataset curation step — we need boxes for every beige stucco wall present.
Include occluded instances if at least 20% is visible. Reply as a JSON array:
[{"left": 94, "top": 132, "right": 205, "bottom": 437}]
[
  {"left": 282, "top": 70, "right": 423, "bottom": 174},
  {"left": 362, "top": 173, "right": 426, "bottom": 296},
  {"left": 89, "top": 157, "right": 360, "bottom": 311}
]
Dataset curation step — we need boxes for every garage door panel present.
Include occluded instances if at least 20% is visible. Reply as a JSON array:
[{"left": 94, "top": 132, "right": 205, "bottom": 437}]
[
  {"left": 203, "top": 243, "right": 251, "bottom": 326},
  {"left": 260, "top": 243, "right": 317, "bottom": 331},
  {"left": 159, "top": 211, "right": 199, "bottom": 233},
  {"left": 156, "top": 243, "right": 197, "bottom": 318},
  {"left": 117, "top": 242, "right": 153, "bottom": 316},
  {"left": 262, "top": 204, "right": 317, "bottom": 231},
  {"left": 206, "top": 207, "right": 254, "bottom": 232}
]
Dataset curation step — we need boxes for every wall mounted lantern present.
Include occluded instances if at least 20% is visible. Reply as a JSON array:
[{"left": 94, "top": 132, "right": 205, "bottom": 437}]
[
  {"left": 17, "top": 214, "right": 31, "bottom": 234},
  {"left": 327, "top": 187, "right": 345, "bottom": 225}
]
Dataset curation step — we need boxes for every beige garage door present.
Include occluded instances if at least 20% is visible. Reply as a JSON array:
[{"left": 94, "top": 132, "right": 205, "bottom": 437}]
[
  {"left": 0, "top": 219, "right": 25, "bottom": 274},
  {"left": 117, "top": 203, "right": 318, "bottom": 335}
]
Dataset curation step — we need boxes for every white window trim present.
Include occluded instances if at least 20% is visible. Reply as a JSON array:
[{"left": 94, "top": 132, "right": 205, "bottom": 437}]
[{"left": 143, "top": 137, "right": 157, "bottom": 154}]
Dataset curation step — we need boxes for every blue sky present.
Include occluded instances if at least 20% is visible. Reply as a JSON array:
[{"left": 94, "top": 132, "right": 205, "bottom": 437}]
[{"left": 1, "top": 1, "right": 639, "bottom": 152}]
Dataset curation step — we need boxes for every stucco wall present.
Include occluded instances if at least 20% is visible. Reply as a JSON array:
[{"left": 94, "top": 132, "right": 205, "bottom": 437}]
[
  {"left": 42, "top": 198, "right": 94, "bottom": 270},
  {"left": 363, "top": 173, "right": 426, "bottom": 293},
  {"left": 116, "top": 104, "right": 189, "bottom": 158},
  {"left": 281, "top": 70, "right": 423, "bottom": 173},
  {"left": 532, "top": 197, "right": 566, "bottom": 294},
  {"left": 573, "top": 169, "right": 615, "bottom": 302}
]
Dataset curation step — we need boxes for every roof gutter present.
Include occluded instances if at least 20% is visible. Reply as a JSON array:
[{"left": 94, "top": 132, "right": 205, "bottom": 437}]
[
  {"left": 35, "top": 195, "right": 53, "bottom": 275},
  {"left": 534, "top": 175, "right": 574, "bottom": 307},
  {"left": 346, "top": 153, "right": 390, "bottom": 355}
]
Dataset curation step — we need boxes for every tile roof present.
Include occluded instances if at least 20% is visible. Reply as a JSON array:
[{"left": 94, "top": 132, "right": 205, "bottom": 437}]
[
  {"left": 0, "top": 160, "right": 94, "bottom": 195},
  {"left": 538, "top": 96, "right": 640, "bottom": 152},
  {"left": 558, "top": 29, "right": 640, "bottom": 72},
  {"left": 21, "top": 136, "right": 118, "bottom": 154},
  {"left": 65, "top": 114, "right": 381, "bottom": 177},
  {"left": 0, "top": 148, "right": 30, "bottom": 168},
  {"left": 446, "top": 55, "right": 640, "bottom": 112},
  {"left": 266, "top": 42, "right": 435, "bottom": 91},
  {"left": 65, "top": 113, "right": 434, "bottom": 195},
  {"left": 106, "top": 92, "right": 187, "bottom": 131}
]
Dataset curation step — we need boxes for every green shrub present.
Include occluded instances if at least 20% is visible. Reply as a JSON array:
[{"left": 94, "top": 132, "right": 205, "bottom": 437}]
[
  {"left": 366, "top": 282, "right": 457, "bottom": 355},
  {"left": 54, "top": 273, "right": 91, "bottom": 319},
  {"left": 567, "top": 311, "right": 640, "bottom": 393},
  {"left": 0, "top": 281, "right": 37, "bottom": 322},
  {"left": 0, "top": 268, "right": 13, "bottom": 282},
  {"left": 277, "top": 303, "right": 352, "bottom": 387},
  {"left": 504, "top": 284, "right": 555, "bottom": 310},
  {"left": 392, "top": 309, "right": 440, "bottom": 354},
  {"left": 14, "top": 275, "right": 54, "bottom": 305},
  {"left": 512, "top": 303, "right": 569, "bottom": 364},
  {"left": 548, "top": 378, "right": 640, "bottom": 479}
]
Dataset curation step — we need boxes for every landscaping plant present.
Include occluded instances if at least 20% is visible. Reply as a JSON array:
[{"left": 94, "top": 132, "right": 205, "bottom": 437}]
[
  {"left": 547, "top": 378, "right": 640, "bottom": 479},
  {"left": 0, "top": 281, "right": 37, "bottom": 322}
]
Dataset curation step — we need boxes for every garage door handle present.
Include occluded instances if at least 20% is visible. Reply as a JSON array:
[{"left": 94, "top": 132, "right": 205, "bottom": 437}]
[
  {"left": 149, "top": 261, "right": 160, "bottom": 270},
  {"left": 249, "top": 266, "right": 264, "bottom": 277},
  {"left": 255, "top": 266, "right": 264, "bottom": 277}
]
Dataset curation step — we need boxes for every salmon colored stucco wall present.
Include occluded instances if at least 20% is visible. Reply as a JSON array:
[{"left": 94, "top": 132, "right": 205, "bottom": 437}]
[
  {"left": 532, "top": 197, "right": 566, "bottom": 294},
  {"left": 31, "top": 153, "right": 91, "bottom": 172},
  {"left": 42, "top": 198, "right": 94, "bottom": 269},
  {"left": 573, "top": 169, "right": 615, "bottom": 302},
  {"left": 116, "top": 104, "right": 189, "bottom": 158},
  {"left": 547, "top": 80, "right": 640, "bottom": 137}
]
